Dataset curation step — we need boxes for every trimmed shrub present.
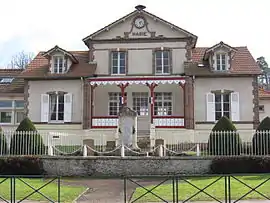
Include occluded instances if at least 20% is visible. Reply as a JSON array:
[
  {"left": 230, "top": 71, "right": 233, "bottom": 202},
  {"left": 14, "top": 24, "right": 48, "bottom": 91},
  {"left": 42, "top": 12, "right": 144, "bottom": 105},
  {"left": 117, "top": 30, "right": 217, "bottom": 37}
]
[
  {"left": 210, "top": 156, "right": 270, "bottom": 174},
  {"left": 0, "top": 156, "right": 44, "bottom": 175},
  {"left": 208, "top": 116, "right": 241, "bottom": 155},
  {"left": 252, "top": 116, "right": 270, "bottom": 155},
  {"left": 10, "top": 117, "right": 45, "bottom": 155},
  {"left": 0, "top": 127, "right": 8, "bottom": 155}
]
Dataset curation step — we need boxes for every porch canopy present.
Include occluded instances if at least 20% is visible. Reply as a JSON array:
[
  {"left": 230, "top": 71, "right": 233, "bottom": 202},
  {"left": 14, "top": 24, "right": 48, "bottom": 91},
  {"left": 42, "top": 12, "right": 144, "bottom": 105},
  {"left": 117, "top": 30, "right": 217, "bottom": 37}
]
[{"left": 87, "top": 76, "right": 186, "bottom": 128}]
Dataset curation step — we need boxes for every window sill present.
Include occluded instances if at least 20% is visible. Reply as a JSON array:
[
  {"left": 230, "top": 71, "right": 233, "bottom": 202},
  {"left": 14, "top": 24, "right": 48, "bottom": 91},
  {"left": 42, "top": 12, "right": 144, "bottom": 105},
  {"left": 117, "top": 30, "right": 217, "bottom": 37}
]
[
  {"left": 111, "top": 74, "right": 126, "bottom": 76},
  {"left": 48, "top": 121, "right": 65, "bottom": 124},
  {"left": 155, "top": 73, "right": 171, "bottom": 75}
]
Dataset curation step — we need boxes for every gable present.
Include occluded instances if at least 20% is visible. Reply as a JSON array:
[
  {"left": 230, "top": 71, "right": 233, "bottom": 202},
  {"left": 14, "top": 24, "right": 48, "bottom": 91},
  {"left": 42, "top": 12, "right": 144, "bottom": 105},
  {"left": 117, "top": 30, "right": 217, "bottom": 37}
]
[{"left": 83, "top": 5, "right": 197, "bottom": 45}]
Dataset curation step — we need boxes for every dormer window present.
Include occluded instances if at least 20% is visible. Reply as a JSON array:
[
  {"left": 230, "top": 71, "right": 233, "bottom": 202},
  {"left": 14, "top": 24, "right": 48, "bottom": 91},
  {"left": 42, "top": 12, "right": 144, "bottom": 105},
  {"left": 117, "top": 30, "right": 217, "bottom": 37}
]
[
  {"left": 53, "top": 56, "right": 67, "bottom": 74},
  {"left": 42, "top": 45, "right": 79, "bottom": 75},
  {"left": 216, "top": 53, "right": 227, "bottom": 71}
]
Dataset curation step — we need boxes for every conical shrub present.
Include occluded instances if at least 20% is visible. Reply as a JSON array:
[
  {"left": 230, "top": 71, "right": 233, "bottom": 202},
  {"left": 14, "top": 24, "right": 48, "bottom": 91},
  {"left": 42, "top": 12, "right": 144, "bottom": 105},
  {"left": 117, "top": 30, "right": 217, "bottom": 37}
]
[
  {"left": 10, "top": 117, "right": 45, "bottom": 155},
  {"left": 252, "top": 116, "right": 270, "bottom": 155},
  {"left": 0, "top": 127, "right": 8, "bottom": 155},
  {"left": 208, "top": 116, "right": 241, "bottom": 155}
]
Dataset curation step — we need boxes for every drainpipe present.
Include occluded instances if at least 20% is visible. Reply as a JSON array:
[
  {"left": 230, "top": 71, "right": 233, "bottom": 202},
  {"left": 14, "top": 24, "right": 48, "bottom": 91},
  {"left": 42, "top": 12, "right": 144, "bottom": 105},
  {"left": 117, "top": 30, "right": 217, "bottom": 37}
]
[{"left": 81, "top": 77, "right": 84, "bottom": 128}]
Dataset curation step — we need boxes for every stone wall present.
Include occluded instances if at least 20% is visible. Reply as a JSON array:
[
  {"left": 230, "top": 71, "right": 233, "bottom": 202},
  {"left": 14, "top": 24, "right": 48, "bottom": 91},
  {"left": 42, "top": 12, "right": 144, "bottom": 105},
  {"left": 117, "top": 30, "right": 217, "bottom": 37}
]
[{"left": 42, "top": 157, "right": 212, "bottom": 177}]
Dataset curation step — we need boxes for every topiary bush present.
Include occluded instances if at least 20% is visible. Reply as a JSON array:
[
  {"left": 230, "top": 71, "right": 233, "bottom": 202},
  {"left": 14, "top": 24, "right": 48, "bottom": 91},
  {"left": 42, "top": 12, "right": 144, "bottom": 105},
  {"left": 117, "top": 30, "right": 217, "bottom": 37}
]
[
  {"left": 0, "top": 127, "right": 8, "bottom": 155},
  {"left": 210, "top": 156, "right": 270, "bottom": 174},
  {"left": 0, "top": 156, "right": 44, "bottom": 175},
  {"left": 252, "top": 116, "right": 270, "bottom": 155},
  {"left": 10, "top": 117, "right": 45, "bottom": 155},
  {"left": 208, "top": 116, "right": 241, "bottom": 156}
]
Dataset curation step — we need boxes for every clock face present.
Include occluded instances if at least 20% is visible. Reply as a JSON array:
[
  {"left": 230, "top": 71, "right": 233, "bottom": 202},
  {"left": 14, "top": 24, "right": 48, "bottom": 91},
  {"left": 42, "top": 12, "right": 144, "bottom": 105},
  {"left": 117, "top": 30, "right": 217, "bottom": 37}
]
[{"left": 134, "top": 17, "right": 145, "bottom": 29}]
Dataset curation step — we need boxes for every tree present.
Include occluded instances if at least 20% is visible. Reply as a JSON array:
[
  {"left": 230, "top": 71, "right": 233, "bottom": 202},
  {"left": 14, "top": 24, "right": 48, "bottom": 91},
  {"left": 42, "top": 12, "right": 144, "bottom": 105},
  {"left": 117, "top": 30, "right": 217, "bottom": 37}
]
[
  {"left": 9, "top": 51, "right": 34, "bottom": 69},
  {"left": 10, "top": 117, "right": 45, "bottom": 155},
  {"left": 252, "top": 116, "right": 270, "bottom": 155},
  {"left": 208, "top": 116, "right": 241, "bottom": 155},
  {"left": 257, "top": 56, "right": 270, "bottom": 88}
]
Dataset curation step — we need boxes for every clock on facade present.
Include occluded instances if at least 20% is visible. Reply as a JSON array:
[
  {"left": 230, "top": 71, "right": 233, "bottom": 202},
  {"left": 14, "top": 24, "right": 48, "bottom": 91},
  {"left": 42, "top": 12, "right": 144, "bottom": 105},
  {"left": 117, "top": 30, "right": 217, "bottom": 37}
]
[{"left": 134, "top": 17, "right": 145, "bottom": 29}]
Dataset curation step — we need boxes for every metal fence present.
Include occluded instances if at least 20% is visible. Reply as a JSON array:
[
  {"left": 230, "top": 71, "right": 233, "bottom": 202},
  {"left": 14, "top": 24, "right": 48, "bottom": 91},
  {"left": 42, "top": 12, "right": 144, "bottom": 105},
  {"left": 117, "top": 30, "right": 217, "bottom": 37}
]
[
  {"left": 0, "top": 176, "right": 60, "bottom": 203},
  {"left": 162, "top": 130, "right": 270, "bottom": 157},
  {"left": 1, "top": 130, "right": 270, "bottom": 157}
]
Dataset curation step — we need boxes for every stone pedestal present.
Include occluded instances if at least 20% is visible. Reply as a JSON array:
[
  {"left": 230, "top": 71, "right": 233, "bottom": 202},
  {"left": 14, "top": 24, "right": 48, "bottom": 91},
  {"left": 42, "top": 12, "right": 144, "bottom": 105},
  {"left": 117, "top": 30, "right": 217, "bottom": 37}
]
[
  {"left": 155, "top": 139, "right": 165, "bottom": 156},
  {"left": 83, "top": 139, "right": 95, "bottom": 156},
  {"left": 118, "top": 106, "right": 140, "bottom": 150}
]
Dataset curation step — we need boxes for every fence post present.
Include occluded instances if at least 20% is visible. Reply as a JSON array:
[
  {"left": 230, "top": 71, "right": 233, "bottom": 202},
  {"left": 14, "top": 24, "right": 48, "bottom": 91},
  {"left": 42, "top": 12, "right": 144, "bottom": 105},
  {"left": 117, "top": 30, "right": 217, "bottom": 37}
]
[
  {"left": 48, "top": 145, "right": 53, "bottom": 156},
  {"left": 159, "top": 145, "right": 163, "bottom": 157},
  {"left": 83, "top": 145, "right": 87, "bottom": 157},
  {"left": 196, "top": 144, "right": 200, "bottom": 156},
  {"left": 121, "top": 145, "right": 125, "bottom": 157}
]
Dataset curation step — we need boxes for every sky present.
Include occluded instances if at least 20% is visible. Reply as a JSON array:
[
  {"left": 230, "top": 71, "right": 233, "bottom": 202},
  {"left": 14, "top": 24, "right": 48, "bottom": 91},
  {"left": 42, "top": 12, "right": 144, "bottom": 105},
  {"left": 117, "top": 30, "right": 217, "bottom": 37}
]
[{"left": 0, "top": 0, "right": 268, "bottom": 67}]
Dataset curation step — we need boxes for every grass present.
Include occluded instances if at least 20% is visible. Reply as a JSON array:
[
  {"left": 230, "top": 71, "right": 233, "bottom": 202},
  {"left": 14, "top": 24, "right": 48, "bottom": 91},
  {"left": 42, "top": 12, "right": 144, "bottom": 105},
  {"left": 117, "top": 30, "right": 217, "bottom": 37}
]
[
  {"left": 132, "top": 175, "right": 270, "bottom": 202},
  {"left": 0, "top": 178, "right": 86, "bottom": 202}
]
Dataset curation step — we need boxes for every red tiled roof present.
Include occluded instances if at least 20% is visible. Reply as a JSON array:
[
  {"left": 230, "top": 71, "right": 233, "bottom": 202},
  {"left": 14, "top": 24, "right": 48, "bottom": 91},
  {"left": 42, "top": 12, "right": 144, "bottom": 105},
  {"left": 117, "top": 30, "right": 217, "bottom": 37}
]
[
  {"left": 190, "top": 46, "right": 261, "bottom": 75},
  {"left": 0, "top": 69, "right": 24, "bottom": 94},
  {"left": 259, "top": 88, "right": 270, "bottom": 99},
  {"left": 19, "top": 51, "right": 96, "bottom": 79}
]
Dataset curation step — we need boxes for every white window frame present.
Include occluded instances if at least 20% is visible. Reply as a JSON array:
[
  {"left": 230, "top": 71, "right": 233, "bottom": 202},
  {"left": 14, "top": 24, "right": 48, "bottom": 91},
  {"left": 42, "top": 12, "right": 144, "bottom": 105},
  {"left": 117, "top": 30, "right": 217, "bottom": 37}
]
[
  {"left": 0, "top": 100, "right": 25, "bottom": 125},
  {"left": 215, "top": 93, "right": 230, "bottom": 121},
  {"left": 155, "top": 50, "right": 170, "bottom": 75},
  {"left": 132, "top": 92, "right": 149, "bottom": 116},
  {"left": 52, "top": 56, "right": 67, "bottom": 74},
  {"left": 108, "top": 92, "right": 123, "bottom": 116},
  {"left": 111, "top": 51, "right": 126, "bottom": 75},
  {"left": 49, "top": 92, "right": 65, "bottom": 123},
  {"left": 216, "top": 53, "right": 227, "bottom": 71},
  {"left": 154, "top": 92, "right": 173, "bottom": 116}
]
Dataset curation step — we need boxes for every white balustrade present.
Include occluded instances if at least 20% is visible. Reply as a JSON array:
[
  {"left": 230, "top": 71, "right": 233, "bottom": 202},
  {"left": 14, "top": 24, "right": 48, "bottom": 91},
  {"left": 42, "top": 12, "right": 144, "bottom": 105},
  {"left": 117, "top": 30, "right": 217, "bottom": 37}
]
[
  {"left": 153, "top": 117, "right": 185, "bottom": 127},
  {"left": 92, "top": 117, "right": 118, "bottom": 128}
]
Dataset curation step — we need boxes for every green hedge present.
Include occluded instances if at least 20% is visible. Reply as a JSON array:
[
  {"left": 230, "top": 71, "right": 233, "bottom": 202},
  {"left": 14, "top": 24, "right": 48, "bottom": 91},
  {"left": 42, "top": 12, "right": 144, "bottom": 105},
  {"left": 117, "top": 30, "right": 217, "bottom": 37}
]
[
  {"left": 210, "top": 156, "right": 270, "bottom": 174},
  {"left": 0, "top": 156, "right": 44, "bottom": 175}
]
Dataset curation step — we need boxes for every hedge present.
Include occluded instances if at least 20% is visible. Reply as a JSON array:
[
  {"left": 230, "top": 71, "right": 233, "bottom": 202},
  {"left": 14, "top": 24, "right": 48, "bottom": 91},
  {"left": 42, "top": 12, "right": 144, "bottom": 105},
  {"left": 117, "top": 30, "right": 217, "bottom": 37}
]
[
  {"left": 210, "top": 156, "right": 270, "bottom": 174},
  {"left": 0, "top": 156, "right": 44, "bottom": 175}
]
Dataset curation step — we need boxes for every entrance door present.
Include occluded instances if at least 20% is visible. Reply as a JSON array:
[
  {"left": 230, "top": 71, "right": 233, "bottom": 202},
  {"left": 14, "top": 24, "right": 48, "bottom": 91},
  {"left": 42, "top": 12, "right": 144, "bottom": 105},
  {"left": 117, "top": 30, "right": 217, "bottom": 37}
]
[{"left": 132, "top": 92, "right": 150, "bottom": 135}]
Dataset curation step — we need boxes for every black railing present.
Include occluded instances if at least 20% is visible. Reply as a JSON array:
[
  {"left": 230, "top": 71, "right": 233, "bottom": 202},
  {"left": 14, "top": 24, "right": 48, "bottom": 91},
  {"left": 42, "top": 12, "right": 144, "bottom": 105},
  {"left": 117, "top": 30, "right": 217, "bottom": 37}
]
[
  {"left": 123, "top": 174, "right": 270, "bottom": 203},
  {"left": 0, "top": 176, "right": 60, "bottom": 203}
]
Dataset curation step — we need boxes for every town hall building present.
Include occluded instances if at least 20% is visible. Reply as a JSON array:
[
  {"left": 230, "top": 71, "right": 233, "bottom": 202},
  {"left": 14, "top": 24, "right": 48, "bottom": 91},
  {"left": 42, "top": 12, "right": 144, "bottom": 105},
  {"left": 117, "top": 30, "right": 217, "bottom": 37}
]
[{"left": 0, "top": 5, "right": 263, "bottom": 143}]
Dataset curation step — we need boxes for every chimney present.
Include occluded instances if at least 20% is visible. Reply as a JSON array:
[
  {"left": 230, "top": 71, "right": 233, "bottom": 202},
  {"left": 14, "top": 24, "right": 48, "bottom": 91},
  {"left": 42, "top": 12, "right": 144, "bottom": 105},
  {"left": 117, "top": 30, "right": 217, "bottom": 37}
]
[{"left": 135, "top": 5, "right": 146, "bottom": 11}]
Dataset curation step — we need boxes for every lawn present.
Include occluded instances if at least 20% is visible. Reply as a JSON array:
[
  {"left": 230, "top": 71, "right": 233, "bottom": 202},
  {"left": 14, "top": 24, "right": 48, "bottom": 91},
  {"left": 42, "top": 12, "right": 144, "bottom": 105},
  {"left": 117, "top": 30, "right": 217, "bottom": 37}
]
[
  {"left": 0, "top": 178, "right": 87, "bottom": 202},
  {"left": 132, "top": 175, "right": 270, "bottom": 202}
]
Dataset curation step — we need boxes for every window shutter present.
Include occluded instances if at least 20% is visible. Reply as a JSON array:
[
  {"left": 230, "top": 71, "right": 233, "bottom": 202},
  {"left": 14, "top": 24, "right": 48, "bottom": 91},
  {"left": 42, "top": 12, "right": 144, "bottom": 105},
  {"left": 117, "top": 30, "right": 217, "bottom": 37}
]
[
  {"left": 206, "top": 93, "right": 215, "bottom": 122},
  {"left": 64, "top": 93, "right": 72, "bottom": 122},
  {"left": 231, "top": 92, "right": 240, "bottom": 121},
  {"left": 41, "top": 94, "right": 49, "bottom": 122}
]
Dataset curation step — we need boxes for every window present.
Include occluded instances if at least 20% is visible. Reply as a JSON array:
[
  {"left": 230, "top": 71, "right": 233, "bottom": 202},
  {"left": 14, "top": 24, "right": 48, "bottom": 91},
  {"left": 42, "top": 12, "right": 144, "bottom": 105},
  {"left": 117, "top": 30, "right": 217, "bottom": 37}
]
[
  {"left": 0, "top": 112, "right": 12, "bottom": 123},
  {"left": 132, "top": 92, "right": 149, "bottom": 116},
  {"left": 108, "top": 92, "right": 127, "bottom": 116},
  {"left": 215, "top": 93, "right": 230, "bottom": 120},
  {"left": 0, "top": 100, "right": 24, "bottom": 124},
  {"left": 259, "top": 105, "right": 265, "bottom": 112},
  {"left": 53, "top": 56, "right": 67, "bottom": 73},
  {"left": 155, "top": 50, "right": 170, "bottom": 74},
  {"left": 0, "top": 78, "right": 14, "bottom": 84},
  {"left": 49, "top": 92, "right": 65, "bottom": 121},
  {"left": 111, "top": 52, "right": 126, "bottom": 74},
  {"left": 216, "top": 53, "right": 227, "bottom": 71},
  {"left": 16, "top": 112, "right": 25, "bottom": 123},
  {"left": 154, "top": 92, "right": 172, "bottom": 116}
]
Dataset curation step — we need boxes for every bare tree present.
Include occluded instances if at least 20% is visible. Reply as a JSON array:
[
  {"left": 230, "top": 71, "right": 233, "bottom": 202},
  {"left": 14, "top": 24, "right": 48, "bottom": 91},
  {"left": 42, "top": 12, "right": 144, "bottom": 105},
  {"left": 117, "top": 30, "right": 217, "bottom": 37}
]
[{"left": 9, "top": 51, "right": 34, "bottom": 69}]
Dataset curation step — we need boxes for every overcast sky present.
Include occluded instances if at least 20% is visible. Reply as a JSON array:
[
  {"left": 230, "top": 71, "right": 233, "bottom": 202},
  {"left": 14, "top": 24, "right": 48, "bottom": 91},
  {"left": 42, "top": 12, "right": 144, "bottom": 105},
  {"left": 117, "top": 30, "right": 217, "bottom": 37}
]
[{"left": 0, "top": 0, "right": 268, "bottom": 67}]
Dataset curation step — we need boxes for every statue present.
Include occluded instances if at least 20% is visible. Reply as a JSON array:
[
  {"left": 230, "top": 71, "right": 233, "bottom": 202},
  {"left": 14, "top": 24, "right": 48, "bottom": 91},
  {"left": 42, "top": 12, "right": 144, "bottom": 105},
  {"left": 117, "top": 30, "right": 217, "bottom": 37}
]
[{"left": 118, "top": 106, "right": 139, "bottom": 149}]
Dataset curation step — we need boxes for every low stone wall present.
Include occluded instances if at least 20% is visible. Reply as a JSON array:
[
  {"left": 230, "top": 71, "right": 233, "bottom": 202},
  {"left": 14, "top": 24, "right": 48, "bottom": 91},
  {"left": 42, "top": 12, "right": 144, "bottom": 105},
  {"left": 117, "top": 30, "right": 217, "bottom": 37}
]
[{"left": 42, "top": 157, "right": 212, "bottom": 177}]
